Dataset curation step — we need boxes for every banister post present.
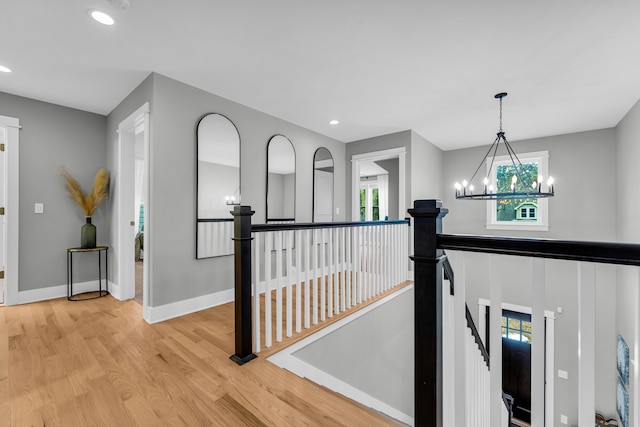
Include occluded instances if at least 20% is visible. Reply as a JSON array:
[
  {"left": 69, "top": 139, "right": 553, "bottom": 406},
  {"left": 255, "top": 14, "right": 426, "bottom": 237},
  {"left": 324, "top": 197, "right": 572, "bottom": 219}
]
[
  {"left": 408, "top": 199, "right": 448, "bottom": 427},
  {"left": 230, "top": 205, "right": 257, "bottom": 365}
]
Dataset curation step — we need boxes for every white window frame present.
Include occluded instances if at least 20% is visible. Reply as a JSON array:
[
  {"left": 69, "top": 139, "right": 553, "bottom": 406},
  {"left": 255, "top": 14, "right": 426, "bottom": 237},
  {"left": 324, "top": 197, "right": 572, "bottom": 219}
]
[{"left": 486, "top": 150, "right": 549, "bottom": 232}]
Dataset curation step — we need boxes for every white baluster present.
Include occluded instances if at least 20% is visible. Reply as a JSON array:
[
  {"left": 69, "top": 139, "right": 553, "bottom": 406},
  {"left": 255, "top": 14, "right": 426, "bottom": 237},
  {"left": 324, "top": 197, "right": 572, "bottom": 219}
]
[
  {"left": 295, "top": 229, "right": 302, "bottom": 333},
  {"left": 452, "top": 252, "right": 466, "bottom": 427},
  {"left": 304, "top": 229, "right": 311, "bottom": 329},
  {"left": 346, "top": 227, "right": 352, "bottom": 308},
  {"left": 320, "top": 228, "right": 326, "bottom": 322},
  {"left": 275, "top": 230, "right": 283, "bottom": 343},
  {"left": 327, "top": 228, "right": 333, "bottom": 318},
  {"left": 312, "top": 228, "right": 319, "bottom": 325},
  {"left": 285, "top": 230, "right": 293, "bottom": 338},
  {"left": 253, "top": 232, "right": 261, "bottom": 353},
  {"left": 340, "top": 227, "right": 346, "bottom": 312},
  {"left": 355, "top": 226, "right": 362, "bottom": 304},
  {"left": 489, "top": 255, "right": 503, "bottom": 427},
  {"left": 265, "top": 232, "right": 273, "bottom": 348},
  {"left": 578, "top": 262, "right": 595, "bottom": 427},
  {"left": 531, "top": 258, "right": 545, "bottom": 427}
]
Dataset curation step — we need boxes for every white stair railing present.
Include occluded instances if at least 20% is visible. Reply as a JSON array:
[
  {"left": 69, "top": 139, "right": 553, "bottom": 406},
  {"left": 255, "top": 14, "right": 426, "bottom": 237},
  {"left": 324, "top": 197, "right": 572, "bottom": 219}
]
[{"left": 250, "top": 221, "right": 409, "bottom": 353}]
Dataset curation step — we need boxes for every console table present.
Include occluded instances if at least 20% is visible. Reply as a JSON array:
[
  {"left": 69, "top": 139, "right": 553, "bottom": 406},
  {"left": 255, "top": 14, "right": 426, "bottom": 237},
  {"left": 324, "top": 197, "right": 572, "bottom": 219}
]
[{"left": 67, "top": 246, "right": 109, "bottom": 301}]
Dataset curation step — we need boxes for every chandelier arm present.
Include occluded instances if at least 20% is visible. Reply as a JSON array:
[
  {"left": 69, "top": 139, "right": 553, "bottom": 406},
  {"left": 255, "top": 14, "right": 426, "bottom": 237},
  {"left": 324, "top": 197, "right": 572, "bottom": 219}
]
[
  {"left": 502, "top": 136, "right": 536, "bottom": 188},
  {"left": 468, "top": 135, "right": 500, "bottom": 185},
  {"left": 485, "top": 137, "right": 501, "bottom": 185}
]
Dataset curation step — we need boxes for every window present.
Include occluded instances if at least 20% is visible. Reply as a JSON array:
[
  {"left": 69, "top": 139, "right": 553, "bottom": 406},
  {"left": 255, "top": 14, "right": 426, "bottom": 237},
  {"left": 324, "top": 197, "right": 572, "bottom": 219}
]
[
  {"left": 360, "top": 180, "right": 384, "bottom": 221},
  {"left": 502, "top": 315, "right": 532, "bottom": 343},
  {"left": 486, "top": 150, "right": 549, "bottom": 231}
]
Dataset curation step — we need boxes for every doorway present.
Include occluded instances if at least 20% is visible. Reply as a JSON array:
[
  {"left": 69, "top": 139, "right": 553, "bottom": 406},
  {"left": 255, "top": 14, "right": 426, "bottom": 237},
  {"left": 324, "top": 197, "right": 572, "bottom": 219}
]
[
  {"left": 116, "top": 103, "right": 150, "bottom": 319},
  {"left": 351, "top": 147, "right": 405, "bottom": 221},
  {"left": 501, "top": 309, "right": 533, "bottom": 424},
  {"left": 0, "top": 115, "right": 19, "bottom": 306},
  {"left": 479, "top": 299, "right": 555, "bottom": 427}
]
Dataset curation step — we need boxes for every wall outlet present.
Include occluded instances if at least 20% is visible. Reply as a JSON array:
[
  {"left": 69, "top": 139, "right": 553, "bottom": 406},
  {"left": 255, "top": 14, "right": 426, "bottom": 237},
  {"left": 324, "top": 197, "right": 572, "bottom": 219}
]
[
  {"left": 560, "top": 414, "right": 568, "bottom": 424},
  {"left": 34, "top": 203, "right": 44, "bottom": 214},
  {"left": 557, "top": 306, "right": 563, "bottom": 314},
  {"left": 558, "top": 369, "right": 568, "bottom": 379},
  {"left": 336, "top": 207, "right": 340, "bottom": 214}
]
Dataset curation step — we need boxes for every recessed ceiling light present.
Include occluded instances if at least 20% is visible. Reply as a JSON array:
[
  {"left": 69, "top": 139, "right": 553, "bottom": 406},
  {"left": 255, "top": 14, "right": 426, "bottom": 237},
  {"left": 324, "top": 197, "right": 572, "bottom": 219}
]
[
  {"left": 0, "top": 65, "right": 11, "bottom": 73},
  {"left": 89, "top": 10, "right": 116, "bottom": 25},
  {"left": 329, "top": 120, "right": 340, "bottom": 125}
]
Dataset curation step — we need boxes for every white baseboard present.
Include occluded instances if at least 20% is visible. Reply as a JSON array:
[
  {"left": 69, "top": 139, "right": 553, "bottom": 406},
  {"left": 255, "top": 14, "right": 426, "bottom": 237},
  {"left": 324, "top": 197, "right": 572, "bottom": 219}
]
[
  {"left": 17, "top": 279, "right": 109, "bottom": 305},
  {"left": 108, "top": 280, "right": 121, "bottom": 300},
  {"left": 145, "top": 288, "right": 234, "bottom": 324}
]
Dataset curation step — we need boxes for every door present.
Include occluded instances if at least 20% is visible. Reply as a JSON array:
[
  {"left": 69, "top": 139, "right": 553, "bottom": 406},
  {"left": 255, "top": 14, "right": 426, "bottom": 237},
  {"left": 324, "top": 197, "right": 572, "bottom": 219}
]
[
  {"left": 0, "top": 126, "right": 5, "bottom": 304},
  {"left": 501, "top": 309, "right": 532, "bottom": 423}
]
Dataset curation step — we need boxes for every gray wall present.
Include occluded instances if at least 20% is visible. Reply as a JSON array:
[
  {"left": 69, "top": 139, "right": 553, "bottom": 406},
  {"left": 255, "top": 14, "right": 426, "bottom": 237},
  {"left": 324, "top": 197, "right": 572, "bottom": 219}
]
[
  {"left": 443, "top": 129, "right": 616, "bottom": 240},
  {"left": 346, "top": 131, "right": 412, "bottom": 220},
  {"left": 0, "top": 91, "right": 107, "bottom": 291},
  {"left": 293, "top": 287, "right": 414, "bottom": 418},
  {"left": 111, "top": 73, "right": 345, "bottom": 307},
  {"left": 616, "top": 96, "right": 640, "bottom": 425},
  {"left": 410, "top": 130, "right": 443, "bottom": 202},
  {"left": 443, "top": 128, "right": 618, "bottom": 424}
]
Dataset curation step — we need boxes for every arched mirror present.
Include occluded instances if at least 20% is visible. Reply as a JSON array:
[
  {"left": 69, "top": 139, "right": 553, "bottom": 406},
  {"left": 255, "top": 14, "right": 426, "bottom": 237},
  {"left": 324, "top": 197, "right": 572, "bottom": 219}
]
[
  {"left": 313, "top": 147, "right": 334, "bottom": 222},
  {"left": 267, "top": 135, "right": 296, "bottom": 223},
  {"left": 196, "top": 113, "right": 240, "bottom": 258}
]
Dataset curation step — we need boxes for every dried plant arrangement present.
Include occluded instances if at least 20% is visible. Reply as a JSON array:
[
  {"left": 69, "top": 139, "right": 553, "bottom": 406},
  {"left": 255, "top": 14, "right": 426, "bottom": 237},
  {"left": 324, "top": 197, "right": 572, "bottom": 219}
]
[{"left": 59, "top": 167, "right": 110, "bottom": 216}]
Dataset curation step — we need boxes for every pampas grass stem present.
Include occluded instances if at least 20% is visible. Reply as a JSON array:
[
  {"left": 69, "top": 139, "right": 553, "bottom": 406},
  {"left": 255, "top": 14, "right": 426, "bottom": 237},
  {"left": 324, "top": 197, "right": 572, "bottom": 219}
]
[{"left": 59, "top": 167, "right": 110, "bottom": 216}]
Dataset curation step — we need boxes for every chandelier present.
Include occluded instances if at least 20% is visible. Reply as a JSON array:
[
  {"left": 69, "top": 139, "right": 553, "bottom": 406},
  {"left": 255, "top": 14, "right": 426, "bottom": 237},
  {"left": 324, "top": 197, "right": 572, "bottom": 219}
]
[{"left": 455, "top": 92, "right": 554, "bottom": 200}]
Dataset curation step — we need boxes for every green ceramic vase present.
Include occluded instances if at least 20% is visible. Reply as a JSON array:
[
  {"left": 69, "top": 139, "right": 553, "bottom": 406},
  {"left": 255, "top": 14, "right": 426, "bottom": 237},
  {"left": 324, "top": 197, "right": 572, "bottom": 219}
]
[{"left": 81, "top": 217, "right": 96, "bottom": 248}]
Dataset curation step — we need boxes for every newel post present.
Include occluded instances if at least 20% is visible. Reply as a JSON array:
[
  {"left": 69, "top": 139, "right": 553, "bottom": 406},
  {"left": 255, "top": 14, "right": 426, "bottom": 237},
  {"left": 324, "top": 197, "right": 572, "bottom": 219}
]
[
  {"left": 230, "top": 205, "right": 257, "bottom": 365},
  {"left": 408, "top": 199, "right": 448, "bottom": 427}
]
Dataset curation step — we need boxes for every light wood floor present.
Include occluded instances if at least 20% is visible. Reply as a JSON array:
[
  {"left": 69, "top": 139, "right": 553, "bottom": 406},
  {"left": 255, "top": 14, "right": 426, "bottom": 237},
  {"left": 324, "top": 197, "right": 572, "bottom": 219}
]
[{"left": 0, "top": 286, "right": 408, "bottom": 426}]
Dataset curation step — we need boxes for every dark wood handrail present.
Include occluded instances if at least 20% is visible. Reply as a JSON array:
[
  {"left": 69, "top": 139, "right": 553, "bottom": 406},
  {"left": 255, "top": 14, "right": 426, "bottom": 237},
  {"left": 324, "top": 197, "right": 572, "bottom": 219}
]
[
  {"left": 466, "top": 305, "right": 490, "bottom": 368},
  {"left": 438, "top": 233, "right": 640, "bottom": 266},
  {"left": 252, "top": 219, "right": 409, "bottom": 233}
]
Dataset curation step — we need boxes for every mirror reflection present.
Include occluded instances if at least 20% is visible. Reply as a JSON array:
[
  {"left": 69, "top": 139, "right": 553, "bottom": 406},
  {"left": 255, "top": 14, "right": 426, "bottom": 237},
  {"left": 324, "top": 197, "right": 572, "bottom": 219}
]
[
  {"left": 196, "top": 113, "right": 240, "bottom": 258},
  {"left": 313, "top": 147, "right": 334, "bottom": 222},
  {"left": 267, "top": 135, "right": 296, "bottom": 223}
]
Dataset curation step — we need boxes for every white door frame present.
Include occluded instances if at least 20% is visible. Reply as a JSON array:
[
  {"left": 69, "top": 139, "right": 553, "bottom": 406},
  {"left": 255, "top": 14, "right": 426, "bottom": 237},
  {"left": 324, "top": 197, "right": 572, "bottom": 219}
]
[
  {"left": 478, "top": 298, "right": 555, "bottom": 426},
  {"left": 1, "top": 115, "right": 19, "bottom": 306},
  {"left": 116, "top": 103, "right": 150, "bottom": 320},
  {"left": 351, "top": 147, "right": 406, "bottom": 221}
]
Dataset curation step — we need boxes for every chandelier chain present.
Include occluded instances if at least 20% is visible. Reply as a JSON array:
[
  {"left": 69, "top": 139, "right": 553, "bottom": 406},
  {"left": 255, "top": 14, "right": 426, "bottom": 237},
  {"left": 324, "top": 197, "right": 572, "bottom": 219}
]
[{"left": 499, "top": 96, "right": 503, "bottom": 132}]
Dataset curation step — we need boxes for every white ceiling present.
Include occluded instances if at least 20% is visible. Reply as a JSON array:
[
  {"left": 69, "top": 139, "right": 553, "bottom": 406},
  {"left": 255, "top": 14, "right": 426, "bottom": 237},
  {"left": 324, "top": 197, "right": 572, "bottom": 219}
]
[{"left": 2, "top": 0, "right": 640, "bottom": 151}]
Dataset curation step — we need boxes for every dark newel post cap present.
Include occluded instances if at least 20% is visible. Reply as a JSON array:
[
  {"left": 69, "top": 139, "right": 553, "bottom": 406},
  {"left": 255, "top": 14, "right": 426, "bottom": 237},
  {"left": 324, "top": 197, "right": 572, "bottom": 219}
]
[
  {"left": 408, "top": 199, "right": 448, "bottom": 217},
  {"left": 230, "top": 205, "right": 255, "bottom": 217}
]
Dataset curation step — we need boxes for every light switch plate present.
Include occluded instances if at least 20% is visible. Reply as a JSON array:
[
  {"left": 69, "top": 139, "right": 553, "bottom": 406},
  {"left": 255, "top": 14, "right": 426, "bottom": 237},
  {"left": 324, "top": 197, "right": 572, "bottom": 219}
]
[
  {"left": 34, "top": 203, "right": 44, "bottom": 214},
  {"left": 560, "top": 414, "right": 568, "bottom": 424},
  {"left": 558, "top": 369, "right": 568, "bottom": 379}
]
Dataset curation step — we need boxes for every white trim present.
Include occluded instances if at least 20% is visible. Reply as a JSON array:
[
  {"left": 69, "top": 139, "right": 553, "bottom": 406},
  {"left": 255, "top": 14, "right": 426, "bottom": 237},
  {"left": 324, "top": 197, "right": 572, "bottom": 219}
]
[
  {"left": 351, "top": 147, "right": 406, "bottom": 221},
  {"left": 145, "top": 288, "right": 234, "bottom": 324},
  {"left": 268, "top": 284, "right": 414, "bottom": 426},
  {"left": 116, "top": 103, "right": 151, "bottom": 321},
  {"left": 0, "top": 115, "right": 19, "bottom": 306},
  {"left": 17, "top": 280, "right": 108, "bottom": 305},
  {"left": 478, "top": 298, "right": 556, "bottom": 319},
  {"left": 485, "top": 150, "right": 550, "bottom": 232}
]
